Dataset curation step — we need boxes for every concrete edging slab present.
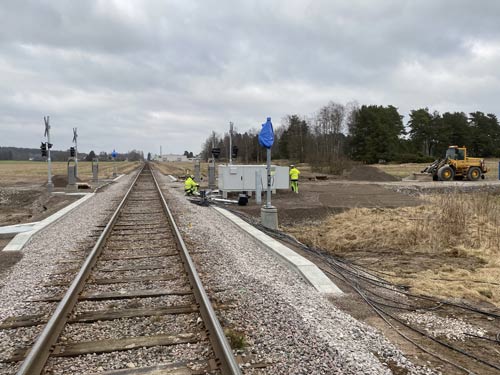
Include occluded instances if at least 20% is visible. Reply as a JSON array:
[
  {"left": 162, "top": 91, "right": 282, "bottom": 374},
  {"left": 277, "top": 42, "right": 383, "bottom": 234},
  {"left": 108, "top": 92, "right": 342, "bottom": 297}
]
[
  {"left": 212, "top": 206, "right": 343, "bottom": 296},
  {"left": 0, "top": 223, "right": 39, "bottom": 236},
  {"left": 3, "top": 193, "right": 95, "bottom": 252}
]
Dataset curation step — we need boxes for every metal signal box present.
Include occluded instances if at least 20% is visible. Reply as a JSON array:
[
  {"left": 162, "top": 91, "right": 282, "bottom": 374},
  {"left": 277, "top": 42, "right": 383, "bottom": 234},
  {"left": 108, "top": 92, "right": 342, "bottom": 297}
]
[{"left": 218, "top": 165, "right": 289, "bottom": 193}]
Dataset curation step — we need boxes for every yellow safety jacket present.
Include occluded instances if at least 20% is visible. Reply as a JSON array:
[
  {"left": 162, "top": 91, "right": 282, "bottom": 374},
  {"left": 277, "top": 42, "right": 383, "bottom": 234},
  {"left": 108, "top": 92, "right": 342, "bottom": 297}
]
[
  {"left": 185, "top": 177, "right": 195, "bottom": 190},
  {"left": 289, "top": 167, "right": 300, "bottom": 180}
]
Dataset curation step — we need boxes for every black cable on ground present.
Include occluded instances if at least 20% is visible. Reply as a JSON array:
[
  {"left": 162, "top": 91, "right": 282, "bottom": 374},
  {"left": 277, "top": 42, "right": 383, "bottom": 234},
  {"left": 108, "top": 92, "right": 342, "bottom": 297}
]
[
  {"left": 321, "top": 256, "right": 500, "bottom": 372},
  {"left": 373, "top": 300, "right": 500, "bottom": 373},
  {"left": 222, "top": 206, "right": 500, "bottom": 372},
  {"left": 229, "top": 206, "right": 500, "bottom": 319},
  {"left": 464, "top": 332, "right": 500, "bottom": 344},
  {"left": 322, "top": 269, "right": 474, "bottom": 375}
]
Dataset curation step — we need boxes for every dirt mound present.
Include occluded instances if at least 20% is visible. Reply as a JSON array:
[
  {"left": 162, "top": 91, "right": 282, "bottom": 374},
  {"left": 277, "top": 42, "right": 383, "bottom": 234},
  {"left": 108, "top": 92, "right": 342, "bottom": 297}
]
[
  {"left": 347, "top": 165, "right": 400, "bottom": 182},
  {"left": 51, "top": 174, "right": 82, "bottom": 187}
]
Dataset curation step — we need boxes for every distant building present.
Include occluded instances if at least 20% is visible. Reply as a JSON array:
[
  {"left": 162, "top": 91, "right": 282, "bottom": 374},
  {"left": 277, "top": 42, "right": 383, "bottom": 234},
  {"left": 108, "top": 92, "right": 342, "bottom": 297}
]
[{"left": 160, "top": 154, "right": 188, "bottom": 162}]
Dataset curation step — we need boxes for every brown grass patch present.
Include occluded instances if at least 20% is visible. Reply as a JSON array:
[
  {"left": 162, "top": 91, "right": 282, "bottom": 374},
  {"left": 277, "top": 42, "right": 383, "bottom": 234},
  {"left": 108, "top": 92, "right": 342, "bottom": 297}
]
[
  {"left": 0, "top": 161, "right": 140, "bottom": 185},
  {"left": 153, "top": 161, "right": 201, "bottom": 177},
  {"left": 288, "top": 192, "right": 500, "bottom": 306},
  {"left": 224, "top": 328, "right": 247, "bottom": 350}
]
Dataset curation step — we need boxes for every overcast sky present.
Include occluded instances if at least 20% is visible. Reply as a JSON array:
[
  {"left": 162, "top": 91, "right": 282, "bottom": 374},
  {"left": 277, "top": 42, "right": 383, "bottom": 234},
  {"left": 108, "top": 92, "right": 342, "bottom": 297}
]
[{"left": 1, "top": 0, "right": 500, "bottom": 155}]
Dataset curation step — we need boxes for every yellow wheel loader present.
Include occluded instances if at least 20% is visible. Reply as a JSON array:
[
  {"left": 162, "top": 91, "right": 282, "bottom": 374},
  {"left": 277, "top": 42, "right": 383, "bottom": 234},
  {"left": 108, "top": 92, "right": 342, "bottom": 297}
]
[{"left": 421, "top": 146, "right": 487, "bottom": 181}]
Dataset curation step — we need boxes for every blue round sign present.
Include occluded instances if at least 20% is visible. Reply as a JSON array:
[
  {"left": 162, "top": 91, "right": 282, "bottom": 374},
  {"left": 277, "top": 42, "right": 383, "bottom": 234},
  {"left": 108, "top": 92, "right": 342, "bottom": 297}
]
[{"left": 111, "top": 149, "right": 117, "bottom": 158}]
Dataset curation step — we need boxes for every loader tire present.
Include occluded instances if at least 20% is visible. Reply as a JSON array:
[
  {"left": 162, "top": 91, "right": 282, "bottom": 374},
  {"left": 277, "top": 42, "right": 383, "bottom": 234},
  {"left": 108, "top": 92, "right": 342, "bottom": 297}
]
[
  {"left": 438, "top": 165, "right": 454, "bottom": 181},
  {"left": 467, "top": 167, "right": 482, "bottom": 181}
]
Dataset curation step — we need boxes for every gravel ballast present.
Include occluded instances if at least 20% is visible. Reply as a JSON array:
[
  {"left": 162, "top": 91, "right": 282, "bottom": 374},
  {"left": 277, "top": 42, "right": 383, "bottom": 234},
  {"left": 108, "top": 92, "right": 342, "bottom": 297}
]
[
  {"left": 0, "top": 174, "right": 136, "bottom": 373},
  {"left": 0, "top": 168, "right": 439, "bottom": 374},
  {"left": 158, "top": 175, "right": 436, "bottom": 375}
]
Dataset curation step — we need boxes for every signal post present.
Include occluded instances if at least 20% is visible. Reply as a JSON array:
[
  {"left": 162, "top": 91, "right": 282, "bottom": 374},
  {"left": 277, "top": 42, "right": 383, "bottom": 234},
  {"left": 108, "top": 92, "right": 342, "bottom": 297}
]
[{"left": 42, "top": 116, "right": 54, "bottom": 193}]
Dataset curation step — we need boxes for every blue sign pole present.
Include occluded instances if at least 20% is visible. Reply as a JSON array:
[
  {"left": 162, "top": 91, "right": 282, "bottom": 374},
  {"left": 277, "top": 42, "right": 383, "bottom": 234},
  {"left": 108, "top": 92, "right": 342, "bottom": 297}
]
[
  {"left": 258, "top": 117, "right": 274, "bottom": 208},
  {"left": 112, "top": 149, "right": 117, "bottom": 177}
]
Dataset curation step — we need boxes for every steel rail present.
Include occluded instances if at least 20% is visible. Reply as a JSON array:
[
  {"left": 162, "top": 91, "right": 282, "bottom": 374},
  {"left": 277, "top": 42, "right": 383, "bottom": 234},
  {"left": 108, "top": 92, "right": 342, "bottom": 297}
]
[
  {"left": 151, "top": 168, "right": 242, "bottom": 375},
  {"left": 17, "top": 165, "right": 145, "bottom": 375}
]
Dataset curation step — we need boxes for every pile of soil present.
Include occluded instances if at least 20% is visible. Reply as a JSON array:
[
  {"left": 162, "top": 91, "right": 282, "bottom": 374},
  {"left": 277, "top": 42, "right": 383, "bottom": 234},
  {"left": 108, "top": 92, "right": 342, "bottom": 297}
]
[
  {"left": 0, "top": 251, "right": 23, "bottom": 285},
  {"left": 347, "top": 165, "right": 400, "bottom": 182},
  {"left": 0, "top": 186, "right": 79, "bottom": 226},
  {"left": 51, "top": 174, "right": 82, "bottom": 187}
]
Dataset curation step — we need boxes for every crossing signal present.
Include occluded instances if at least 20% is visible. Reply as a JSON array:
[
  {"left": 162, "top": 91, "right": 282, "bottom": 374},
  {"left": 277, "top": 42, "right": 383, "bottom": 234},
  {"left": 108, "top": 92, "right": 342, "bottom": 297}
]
[
  {"left": 47, "top": 143, "right": 53, "bottom": 149},
  {"left": 69, "top": 147, "right": 76, "bottom": 157},
  {"left": 211, "top": 147, "right": 221, "bottom": 158},
  {"left": 231, "top": 145, "right": 239, "bottom": 158},
  {"left": 40, "top": 142, "right": 47, "bottom": 157}
]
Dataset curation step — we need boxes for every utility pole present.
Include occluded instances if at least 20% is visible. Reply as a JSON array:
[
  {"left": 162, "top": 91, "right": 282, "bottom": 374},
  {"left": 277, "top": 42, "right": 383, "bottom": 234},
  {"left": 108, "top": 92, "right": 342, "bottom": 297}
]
[
  {"left": 160, "top": 145, "right": 162, "bottom": 161},
  {"left": 44, "top": 116, "right": 54, "bottom": 193},
  {"left": 229, "top": 121, "right": 233, "bottom": 165},
  {"left": 208, "top": 132, "right": 217, "bottom": 189},
  {"left": 72, "top": 127, "right": 78, "bottom": 177}
]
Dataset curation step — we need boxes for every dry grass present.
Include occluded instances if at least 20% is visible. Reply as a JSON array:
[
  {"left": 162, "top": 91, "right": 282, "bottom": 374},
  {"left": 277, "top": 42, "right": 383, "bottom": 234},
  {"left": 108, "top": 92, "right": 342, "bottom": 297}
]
[
  {"left": 288, "top": 193, "right": 500, "bottom": 306},
  {"left": 152, "top": 161, "right": 206, "bottom": 177},
  {"left": 0, "top": 161, "right": 140, "bottom": 185}
]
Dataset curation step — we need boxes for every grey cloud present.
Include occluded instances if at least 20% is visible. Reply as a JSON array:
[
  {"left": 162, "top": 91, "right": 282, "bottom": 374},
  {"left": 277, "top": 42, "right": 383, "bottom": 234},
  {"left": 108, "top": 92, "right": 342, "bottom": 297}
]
[{"left": 1, "top": 0, "right": 500, "bottom": 154}]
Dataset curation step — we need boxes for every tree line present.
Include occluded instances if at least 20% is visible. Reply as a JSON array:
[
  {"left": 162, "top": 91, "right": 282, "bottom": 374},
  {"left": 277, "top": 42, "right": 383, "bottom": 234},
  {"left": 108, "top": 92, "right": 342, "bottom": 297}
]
[
  {"left": 200, "top": 103, "right": 500, "bottom": 172},
  {"left": 0, "top": 147, "right": 144, "bottom": 162}
]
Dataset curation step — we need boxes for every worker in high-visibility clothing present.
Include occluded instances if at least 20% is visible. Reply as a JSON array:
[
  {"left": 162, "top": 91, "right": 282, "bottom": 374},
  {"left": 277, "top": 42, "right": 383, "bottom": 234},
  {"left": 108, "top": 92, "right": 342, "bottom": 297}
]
[
  {"left": 289, "top": 165, "right": 300, "bottom": 193},
  {"left": 184, "top": 175, "right": 199, "bottom": 195}
]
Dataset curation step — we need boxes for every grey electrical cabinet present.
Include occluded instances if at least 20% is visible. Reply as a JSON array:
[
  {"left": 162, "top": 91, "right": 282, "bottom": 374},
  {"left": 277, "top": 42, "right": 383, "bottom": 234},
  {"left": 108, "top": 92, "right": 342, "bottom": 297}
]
[{"left": 218, "top": 165, "right": 289, "bottom": 192}]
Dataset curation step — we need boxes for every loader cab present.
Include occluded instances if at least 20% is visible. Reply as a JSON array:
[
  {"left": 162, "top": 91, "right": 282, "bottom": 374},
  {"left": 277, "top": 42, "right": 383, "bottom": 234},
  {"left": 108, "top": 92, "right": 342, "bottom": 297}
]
[{"left": 446, "top": 146, "right": 465, "bottom": 161}]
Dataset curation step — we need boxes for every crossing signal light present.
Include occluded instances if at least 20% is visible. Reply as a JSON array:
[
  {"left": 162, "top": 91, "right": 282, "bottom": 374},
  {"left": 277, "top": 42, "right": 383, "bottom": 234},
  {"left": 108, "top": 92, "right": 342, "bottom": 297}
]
[
  {"left": 69, "top": 147, "right": 76, "bottom": 157},
  {"left": 40, "top": 142, "right": 47, "bottom": 157},
  {"left": 47, "top": 143, "right": 53, "bottom": 149},
  {"left": 211, "top": 147, "right": 221, "bottom": 158},
  {"left": 231, "top": 145, "right": 239, "bottom": 158}
]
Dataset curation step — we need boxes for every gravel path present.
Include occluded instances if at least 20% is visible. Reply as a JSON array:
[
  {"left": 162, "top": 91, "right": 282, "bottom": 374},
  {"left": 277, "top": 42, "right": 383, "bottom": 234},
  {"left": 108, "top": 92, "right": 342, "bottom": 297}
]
[
  {"left": 0, "top": 174, "right": 136, "bottom": 374},
  {"left": 158, "top": 175, "right": 437, "bottom": 375}
]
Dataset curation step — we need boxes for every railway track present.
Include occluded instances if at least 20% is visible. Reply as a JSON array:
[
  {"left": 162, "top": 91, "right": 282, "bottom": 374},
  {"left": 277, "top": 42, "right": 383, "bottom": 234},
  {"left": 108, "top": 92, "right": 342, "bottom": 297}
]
[{"left": 1, "top": 164, "right": 241, "bottom": 374}]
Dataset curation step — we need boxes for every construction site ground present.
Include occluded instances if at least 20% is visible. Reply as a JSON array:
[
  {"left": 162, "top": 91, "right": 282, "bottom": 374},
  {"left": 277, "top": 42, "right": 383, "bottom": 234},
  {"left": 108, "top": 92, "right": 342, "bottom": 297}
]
[
  {"left": 4, "top": 161, "right": 500, "bottom": 304},
  {"left": 229, "top": 165, "right": 500, "bottom": 299},
  {"left": 3, "top": 160, "right": 499, "bottom": 373},
  {"left": 157, "top": 161, "right": 500, "bottom": 303},
  {"left": 224, "top": 163, "right": 500, "bottom": 374},
  {"left": 0, "top": 161, "right": 140, "bottom": 277}
]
